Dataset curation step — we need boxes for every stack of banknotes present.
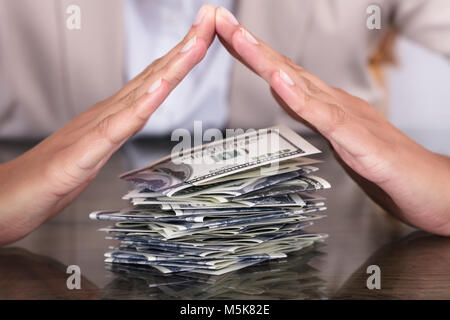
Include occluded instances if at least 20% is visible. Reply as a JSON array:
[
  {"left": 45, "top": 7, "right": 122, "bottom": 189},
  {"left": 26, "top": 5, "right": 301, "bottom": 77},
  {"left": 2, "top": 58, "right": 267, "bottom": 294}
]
[{"left": 90, "top": 126, "right": 330, "bottom": 275}]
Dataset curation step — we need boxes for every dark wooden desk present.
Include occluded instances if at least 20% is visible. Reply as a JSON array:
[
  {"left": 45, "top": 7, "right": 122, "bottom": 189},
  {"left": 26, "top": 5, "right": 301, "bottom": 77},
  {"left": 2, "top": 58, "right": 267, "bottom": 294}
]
[{"left": 1, "top": 136, "right": 449, "bottom": 299}]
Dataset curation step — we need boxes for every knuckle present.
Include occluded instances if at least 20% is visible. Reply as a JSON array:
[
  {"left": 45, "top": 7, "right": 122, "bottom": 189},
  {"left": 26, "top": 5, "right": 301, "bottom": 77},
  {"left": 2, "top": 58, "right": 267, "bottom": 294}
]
[
  {"left": 95, "top": 116, "right": 116, "bottom": 145},
  {"left": 167, "top": 66, "right": 186, "bottom": 86},
  {"left": 182, "top": 29, "right": 195, "bottom": 44},
  {"left": 292, "top": 92, "right": 310, "bottom": 115},
  {"left": 291, "top": 62, "right": 305, "bottom": 73},
  {"left": 142, "top": 60, "right": 161, "bottom": 80},
  {"left": 45, "top": 153, "right": 81, "bottom": 194},
  {"left": 118, "top": 88, "right": 138, "bottom": 107},
  {"left": 282, "top": 55, "right": 296, "bottom": 68},
  {"left": 141, "top": 67, "right": 154, "bottom": 81},
  {"left": 130, "top": 101, "right": 148, "bottom": 123},
  {"left": 150, "top": 58, "right": 163, "bottom": 68},
  {"left": 173, "top": 71, "right": 185, "bottom": 84},
  {"left": 326, "top": 104, "right": 348, "bottom": 135},
  {"left": 303, "top": 78, "right": 322, "bottom": 95}
]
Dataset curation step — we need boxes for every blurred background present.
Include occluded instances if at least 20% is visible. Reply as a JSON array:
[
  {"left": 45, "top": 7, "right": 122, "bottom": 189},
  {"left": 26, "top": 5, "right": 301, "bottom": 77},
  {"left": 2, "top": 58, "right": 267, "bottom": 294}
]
[{"left": 387, "top": 37, "right": 450, "bottom": 155}]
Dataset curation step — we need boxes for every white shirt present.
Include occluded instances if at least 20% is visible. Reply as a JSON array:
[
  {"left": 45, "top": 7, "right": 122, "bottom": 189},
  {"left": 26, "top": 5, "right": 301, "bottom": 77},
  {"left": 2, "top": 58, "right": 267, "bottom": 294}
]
[{"left": 124, "top": 0, "right": 234, "bottom": 136}]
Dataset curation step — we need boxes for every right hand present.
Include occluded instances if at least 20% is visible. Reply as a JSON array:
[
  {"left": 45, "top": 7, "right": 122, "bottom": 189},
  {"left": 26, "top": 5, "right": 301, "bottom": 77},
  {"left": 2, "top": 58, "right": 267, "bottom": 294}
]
[
  {"left": 215, "top": 6, "right": 450, "bottom": 235},
  {"left": 0, "top": 4, "right": 216, "bottom": 245}
]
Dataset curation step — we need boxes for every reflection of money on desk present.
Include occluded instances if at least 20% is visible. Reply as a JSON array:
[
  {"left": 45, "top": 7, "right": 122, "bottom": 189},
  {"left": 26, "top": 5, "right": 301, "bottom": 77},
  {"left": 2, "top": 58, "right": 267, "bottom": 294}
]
[
  {"left": 90, "top": 126, "right": 331, "bottom": 275},
  {"left": 102, "top": 246, "right": 327, "bottom": 300}
]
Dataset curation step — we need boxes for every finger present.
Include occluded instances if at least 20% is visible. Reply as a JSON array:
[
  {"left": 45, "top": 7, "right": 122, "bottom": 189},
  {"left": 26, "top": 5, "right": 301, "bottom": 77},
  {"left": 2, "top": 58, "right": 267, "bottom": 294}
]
[
  {"left": 87, "top": 9, "right": 213, "bottom": 136},
  {"left": 106, "top": 32, "right": 208, "bottom": 118},
  {"left": 270, "top": 87, "right": 321, "bottom": 133},
  {"left": 215, "top": 6, "right": 277, "bottom": 81},
  {"left": 217, "top": 35, "right": 258, "bottom": 75},
  {"left": 215, "top": 7, "right": 340, "bottom": 100},
  {"left": 53, "top": 5, "right": 215, "bottom": 185},
  {"left": 271, "top": 70, "right": 378, "bottom": 158},
  {"left": 142, "top": 3, "right": 216, "bottom": 76},
  {"left": 58, "top": 27, "right": 211, "bottom": 184},
  {"left": 215, "top": 7, "right": 258, "bottom": 74},
  {"left": 50, "top": 84, "right": 168, "bottom": 193},
  {"left": 115, "top": 3, "right": 216, "bottom": 103},
  {"left": 271, "top": 70, "right": 346, "bottom": 138}
]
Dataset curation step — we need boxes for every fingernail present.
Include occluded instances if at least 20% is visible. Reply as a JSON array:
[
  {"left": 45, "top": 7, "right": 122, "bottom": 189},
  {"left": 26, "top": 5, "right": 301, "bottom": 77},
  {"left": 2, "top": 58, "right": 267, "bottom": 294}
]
[
  {"left": 280, "top": 69, "right": 295, "bottom": 86},
  {"left": 181, "top": 36, "right": 197, "bottom": 53},
  {"left": 148, "top": 78, "right": 162, "bottom": 93},
  {"left": 193, "top": 5, "right": 207, "bottom": 26},
  {"left": 240, "top": 27, "right": 258, "bottom": 45},
  {"left": 219, "top": 7, "right": 239, "bottom": 25}
]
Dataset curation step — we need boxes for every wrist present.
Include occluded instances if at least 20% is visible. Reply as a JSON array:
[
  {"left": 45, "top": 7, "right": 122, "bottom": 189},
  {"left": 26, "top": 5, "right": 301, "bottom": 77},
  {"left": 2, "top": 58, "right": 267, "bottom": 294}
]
[{"left": 384, "top": 147, "right": 450, "bottom": 235}]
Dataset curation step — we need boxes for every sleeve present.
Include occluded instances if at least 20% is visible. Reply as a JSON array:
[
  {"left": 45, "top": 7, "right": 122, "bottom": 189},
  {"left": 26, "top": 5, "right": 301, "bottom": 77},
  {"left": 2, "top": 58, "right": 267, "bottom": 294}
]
[{"left": 392, "top": 0, "right": 450, "bottom": 60}]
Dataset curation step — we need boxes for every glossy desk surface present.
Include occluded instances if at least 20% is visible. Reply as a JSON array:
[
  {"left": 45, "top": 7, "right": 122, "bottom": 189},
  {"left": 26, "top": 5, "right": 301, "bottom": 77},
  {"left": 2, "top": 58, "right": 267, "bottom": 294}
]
[{"left": 1, "top": 135, "right": 449, "bottom": 300}]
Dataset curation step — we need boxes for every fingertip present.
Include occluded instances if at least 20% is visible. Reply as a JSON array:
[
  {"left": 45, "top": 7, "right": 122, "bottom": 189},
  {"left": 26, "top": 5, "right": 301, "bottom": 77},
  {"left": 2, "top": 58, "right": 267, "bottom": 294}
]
[
  {"left": 194, "top": 3, "right": 216, "bottom": 45},
  {"left": 217, "top": 6, "right": 239, "bottom": 26},
  {"left": 194, "top": 3, "right": 215, "bottom": 23},
  {"left": 215, "top": 7, "right": 239, "bottom": 39},
  {"left": 202, "top": 3, "right": 217, "bottom": 24},
  {"left": 202, "top": 3, "right": 216, "bottom": 11},
  {"left": 214, "top": 8, "right": 226, "bottom": 32}
]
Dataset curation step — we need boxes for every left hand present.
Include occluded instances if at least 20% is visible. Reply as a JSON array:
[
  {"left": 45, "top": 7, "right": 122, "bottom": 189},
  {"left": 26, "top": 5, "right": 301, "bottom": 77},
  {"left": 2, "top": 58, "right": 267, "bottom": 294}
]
[
  {"left": 215, "top": 7, "right": 450, "bottom": 235},
  {"left": 0, "top": 4, "right": 217, "bottom": 245}
]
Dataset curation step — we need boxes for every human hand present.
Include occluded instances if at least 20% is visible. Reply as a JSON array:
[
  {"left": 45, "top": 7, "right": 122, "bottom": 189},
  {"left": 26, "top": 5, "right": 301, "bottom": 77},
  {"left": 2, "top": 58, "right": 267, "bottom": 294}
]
[
  {"left": 215, "top": 7, "right": 450, "bottom": 235},
  {"left": 0, "top": 4, "right": 216, "bottom": 245}
]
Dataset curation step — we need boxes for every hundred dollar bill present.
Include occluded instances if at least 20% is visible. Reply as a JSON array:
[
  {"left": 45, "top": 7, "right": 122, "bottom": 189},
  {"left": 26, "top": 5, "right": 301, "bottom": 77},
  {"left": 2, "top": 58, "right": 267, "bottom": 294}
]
[
  {"left": 89, "top": 207, "right": 322, "bottom": 223},
  {"left": 164, "top": 166, "right": 319, "bottom": 199},
  {"left": 154, "top": 193, "right": 307, "bottom": 210},
  {"left": 166, "top": 206, "right": 309, "bottom": 217},
  {"left": 194, "top": 157, "right": 322, "bottom": 185},
  {"left": 128, "top": 196, "right": 223, "bottom": 206},
  {"left": 120, "top": 126, "right": 321, "bottom": 196},
  {"left": 121, "top": 167, "right": 323, "bottom": 203},
  {"left": 89, "top": 209, "right": 205, "bottom": 223},
  {"left": 233, "top": 175, "right": 331, "bottom": 200}
]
